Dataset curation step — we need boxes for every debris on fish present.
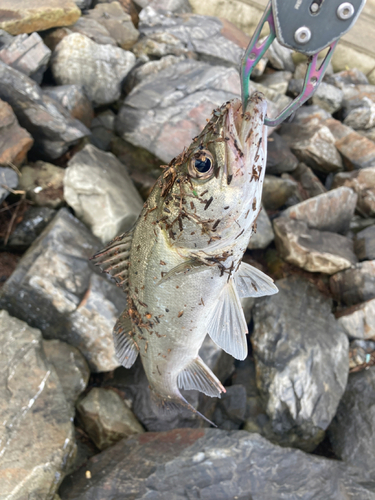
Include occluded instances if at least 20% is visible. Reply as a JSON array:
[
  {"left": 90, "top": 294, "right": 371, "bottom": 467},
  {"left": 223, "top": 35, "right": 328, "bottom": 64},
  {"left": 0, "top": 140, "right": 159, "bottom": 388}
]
[{"left": 92, "top": 91, "right": 278, "bottom": 425}]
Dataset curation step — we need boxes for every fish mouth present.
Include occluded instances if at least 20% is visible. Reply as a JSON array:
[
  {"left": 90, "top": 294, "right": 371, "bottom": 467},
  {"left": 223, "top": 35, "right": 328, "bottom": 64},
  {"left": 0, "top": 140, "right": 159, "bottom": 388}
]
[{"left": 238, "top": 92, "right": 267, "bottom": 149}]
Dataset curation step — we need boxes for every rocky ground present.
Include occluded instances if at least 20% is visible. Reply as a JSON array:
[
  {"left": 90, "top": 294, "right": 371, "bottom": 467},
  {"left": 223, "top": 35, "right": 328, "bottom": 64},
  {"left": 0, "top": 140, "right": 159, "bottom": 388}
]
[{"left": 1, "top": 0, "right": 375, "bottom": 499}]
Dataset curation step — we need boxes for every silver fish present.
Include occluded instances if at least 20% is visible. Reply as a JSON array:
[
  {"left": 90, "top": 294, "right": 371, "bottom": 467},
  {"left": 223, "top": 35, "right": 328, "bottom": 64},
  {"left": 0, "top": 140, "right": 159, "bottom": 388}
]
[{"left": 93, "top": 91, "right": 278, "bottom": 423}]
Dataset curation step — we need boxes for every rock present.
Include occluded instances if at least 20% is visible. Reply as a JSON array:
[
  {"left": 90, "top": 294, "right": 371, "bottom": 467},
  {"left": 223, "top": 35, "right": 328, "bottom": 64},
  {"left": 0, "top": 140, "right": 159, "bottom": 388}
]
[
  {"left": 19, "top": 161, "right": 65, "bottom": 208},
  {"left": 64, "top": 144, "right": 143, "bottom": 243},
  {"left": 344, "top": 104, "right": 375, "bottom": 130},
  {"left": 0, "top": 0, "right": 80, "bottom": 35},
  {"left": 266, "top": 38, "right": 295, "bottom": 72},
  {"left": 0, "top": 63, "right": 90, "bottom": 161},
  {"left": 274, "top": 217, "right": 358, "bottom": 274},
  {"left": 0, "top": 310, "right": 75, "bottom": 498},
  {"left": 262, "top": 175, "right": 299, "bottom": 210},
  {"left": 329, "top": 366, "right": 375, "bottom": 477},
  {"left": 198, "top": 335, "right": 234, "bottom": 386},
  {"left": 42, "top": 26, "right": 72, "bottom": 52},
  {"left": 291, "top": 162, "right": 326, "bottom": 199},
  {"left": 349, "top": 339, "right": 375, "bottom": 370},
  {"left": 251, "top": 81, "right": 292, "bottom": 115},
  {"left": 76, "top": 388, "right": 144, "bottom": 450},
  {"left": 75, "top": 0, "right": 93, "bottom": 9},
  {"left": 69, "top": 17, "right": 118, "bottom": 46},
  {"left": 325, "top": 68, "right": 369, "bottom": 89},
  {"left": 43, "top": 338, "right": 90, "bottom": 408},
  {"left": 332, "top": 167, "right": 375, "bottom": 217},
  {"left": 95, "top": 0, "right": 140, "bottom": 26},
  {"left": 90, "top": 109, "right": 115, "bottom": 151},
  {"left": 355, "top": 225, "right": 375, "bottom": 260},
  {"left": 51, "top": 33, "right": 136, "bottom": 107},
  {"left": 59, "top": 428, "right": 375, "bottom": 499},
  {"left": 0, "top": 98, "right": 33, "bottom": 167},
  {"left": 280, "top": 187, "right": 357, "bottom": 234},
  {"left": 116, "top": 59, "right": 240, "bottom": 163},
  {"left": 336, "top": 299, "right": 375, "bottom": 340},
  {"left": 212, "top": 385, "right": 247, "bottom": 430},
  {"left": 0, "top": 32, "right": 51, "bottom": 84},
  {"left": 9, "top": 206, "right": 56, "bottom": 249},
  {"left": 0, "top": 208, "right": 125, "bottom": 372},
  {"left": 266, "top": 132, "right": 298, "bottom": 175},
  {"left": 341, "top": 84, "right": 375, "bottom": 130},
  {"left": 135, "top": 0, "right": 192, "bottom": 12},
  {"left": 256, "top": 71, "right": 292, "bottom": 95},
  {"left": 334, "top": 128, "right": 375, "bottom": 170},
  {"left": 311, "top": 82, "right": 343, "bottom": 114},
  {"left": 247, "top": 206, "right": 274, "bottom": 250},
  {"left": 252, "top": 276, "right": 349, "bottom": 451},
  {"left": 43, "top": 84, "right": 94, "bottom": 129},
  {"left": 0, "top": 166, "right": 18, "bottom": 204},
  {"left": 330, "top": 261, "right": 375, "bottom": 306},
  {"left": 84, "top": 2, "right": 139, "bottom": 50}
]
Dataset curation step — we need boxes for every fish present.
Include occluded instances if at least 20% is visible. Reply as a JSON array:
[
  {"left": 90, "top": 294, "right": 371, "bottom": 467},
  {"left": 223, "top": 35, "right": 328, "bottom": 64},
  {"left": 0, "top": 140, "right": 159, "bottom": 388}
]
[{"left": 92, "top": 91, "right": 278, "bottom": 424}]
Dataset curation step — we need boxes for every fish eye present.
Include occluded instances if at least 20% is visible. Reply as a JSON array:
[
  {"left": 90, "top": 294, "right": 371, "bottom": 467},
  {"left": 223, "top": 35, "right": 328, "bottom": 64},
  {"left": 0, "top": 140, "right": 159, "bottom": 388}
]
[{"left": 189, "top": 149, "right": 215, "bottom": 179}]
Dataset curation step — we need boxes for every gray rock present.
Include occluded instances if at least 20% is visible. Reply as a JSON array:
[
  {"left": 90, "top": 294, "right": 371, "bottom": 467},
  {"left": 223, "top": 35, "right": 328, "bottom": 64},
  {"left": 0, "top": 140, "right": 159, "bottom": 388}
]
[
  {"left": 291, "top": 162, "right": 326, "bottom": 199},
  {"left": 280, "top": 187, "right": 357, "bottom": 234},
  {"left": 332, "top": 167, "right": 375, "bottom": 217},
  {"left": 325, "top": 68, "right": 369, "bottom": 89},
  {"left": 355, "top": 225, "right": 375, "bottom": 260},
  {"left": 330, "top": 261, "right": 375, "bottom": 306},
  {"left": 43, "top": 338, "right": 90, "bottom": 408},
  {"left": 0, "top": 167, "right": 18, "bottom": 205},
  {"left": 0, "top": 310, "right": 75, "bottom": 499},
  {"left": 59, "top": 428, "right": 375, "bottom": 499},
  {"left": 344, "top": 103, "right": 375, "bottom": 130},
  {"left": 116, "top": 59, "right": 240, "bottom": 163},
  {"left": 9, "top": 206, "right": 56, "bottom": 249},
  {"left": 0, "top": 28, "right": 14, "bottom": 47},
  {"left": 212, "top": 385, "right": 247, "bottom": 430},
  {"left": 0, "top": 32, "right": 51, "bottom": 84},
  {"left": 266, "top": 132, "right": 298, "bottom": 175},
  {"left": 43, "top": 84, "right": 94, "bottom": 128},
  {"left": 262, "top": 174, "right": 299, "bottom": 210},
  {"left": 0, "top": 208, "right": 125, "bottom": 372},
  {"left": 342, "top": 84, "right": 375, "bottom": 116},
  {"left": 0, "top": 62, "right": 89, "bottom": 160},
  {"left": 349, "top": 339, "right": 375, "bottom": 370},
  {"left": 64, "top": 144, "right": 144, "bottom": 243},
  {"left": 274, "top": 217, "right": 358, "bottom": 274},
  {"left": 135, "top": 0, "right": 192, "bottom": 12},
  {"left": 252, "top": 276, "right": 349, "bottom": 451},
  {"left": 266, "top": 37, "right": 295, "bottom": 72},
  {"left": 0, "top": 98, "right": 33, "bottom": 167},
  {"left": 76, "top": 387, "right": 144, "bottom": 450},
  {"left": 51, "top": 33, "right": 136, "bottom": 106},
  {"left": 198, "top": 335, "right": 234, "bottom": 385},
  {"left": 256, "top": 70, "right": 292, "bottom": 95},
  {"left": 251, "top": 81, "right": 292, "bottom": 115},
  {"left": 336, "top": 299, "right": 375, "bottom": 340},
  {"left": 69, "top": 17, "right": 117, "bottom": 46},
  {"left": 90, "top": 109, "right": 115, "bottom": 151},
  {"left": 74, "top": 0, "right": 92, "bottom": 8},
  {"left": 311, "top": 82, "right": 343, "bottom": 114},
  {"left": 19, "top": 161, "right": 65, "bottom": 208},
  {"left": 247, "top": 206, "right": 274, "bottom": 250},
  {"left": 329, "top": 366, "right": 375, "bottom": 478}
]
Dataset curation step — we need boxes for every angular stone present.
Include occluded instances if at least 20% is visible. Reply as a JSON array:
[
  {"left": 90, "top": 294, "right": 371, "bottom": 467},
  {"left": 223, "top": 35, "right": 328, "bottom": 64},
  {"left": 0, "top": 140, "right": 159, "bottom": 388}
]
[
  {"left": 332, "top": 167, "right": 375, "bottom": 217},
  {"left": 90, "top": 109, "right": 115, "bottom": 151},
  {"left": 0, "top": 0, "right": 80, "bottom": 35},
  {"left": 251, "top": 81, "right": 292, "bottom": 114},
  {"left": 256, "top": 71, "right": 292, "bottom": 95},
  {"left": 116, "top": 59, "right": 240, "bottom": 163},
  {"left": 43, "top": 84, "right": 94, "bottom": 129},
  {"left": 136, "top": 0, "right": 192, "bottom": 11},
  {"left": 43, "top": 339, "right": 90, "bottom": 408},
  {"left": 51, "top": 33, "right": 136, "bottom": 107},
  {"left": 19, "top": 161, "right": 65, "bottom": 208},
  {"left": 280, "top": 187, "right": 357, "bottom": 234},
  {"left": 9, "top": 206, "right": 56, "bottom": 250},
  {"left": 274, "top": 217, "right": 358, "bottom": 274},
  {"left": 291, "top": 162, "right": 326, "bottom": 199},
  {"left": 42, "top": 26, "right": 72, "bottom": 52},
  {"left": 252, "top": 276, "right": 349, "bottom": 451},
  {"left": 59, "top": 428, "right": 375, "bottom": 499},
  {"left": 336, "top": 299, "right": 375, "bottom": 340},
  {"left": 0, "top": 98, "right": 33, "bottom": 167},
  {"left": 75, "top": 0, "right": 93, "bottom": 8},
  {"left": 247, "top": 206, "right": 274, "bottom": 250},
  {"left": 335, "top": 130, "right": 375, "bottom": 170},
  {"left": 0, "top": 166, "right": 18, "bottom": 205},
  {"left": 266, "top": 37, "right": 295, "bottom": 72},
  {"left": 355, "top": 225, "right": 375, "bottom": 260},
  {"left": 76, "top": 387, "right": 144, "bottom": 450},
  {"left": 266, "top": 132, "right": 298, "bottom": 175},
  {"left": 342, "top": 84, "right": 375, "bottom": 115},
  {"left": 0, "top": 310, "right": 75, "bottom": 498},
  {"left": 311, "top": 82, "right": 343, "bottom": 114},
  {"left": 344, "top": 104, "right": 375, "bottom": 131},
  {"left": 69, "top": 17, "right": 117, "bottom": 46},
  {"left": 0, "top": 208, "right": 125, "bottom": 372},
  {"left": 329, "top": 366, "right": 375, "bottom": 477},
  {"left": 0, "top": 63, "right": 89, "bottom": 160},
  {"left": 0, "top": 32, "right": 51, "bottom": 84},
  {"left": 95, "top": 0, "right": 140, "bottom": 26},
  {"left": 330, "top": 261, "right": 375, "bottom": 306},
  {"left": 64, "top": 144, "right": 143, "bottom": 243},
  {"left": 325, "top": 68, "right": 369, "bottom": 89},
  {"left": 262, "top": 174, "right": 299, "bottom": 210}
]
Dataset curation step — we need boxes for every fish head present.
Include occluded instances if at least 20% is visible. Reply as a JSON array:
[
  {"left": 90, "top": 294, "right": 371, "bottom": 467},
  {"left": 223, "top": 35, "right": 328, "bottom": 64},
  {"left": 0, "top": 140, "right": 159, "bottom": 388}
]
[{"left": 158, "top": 91, "right": 267, "bottom": 252}]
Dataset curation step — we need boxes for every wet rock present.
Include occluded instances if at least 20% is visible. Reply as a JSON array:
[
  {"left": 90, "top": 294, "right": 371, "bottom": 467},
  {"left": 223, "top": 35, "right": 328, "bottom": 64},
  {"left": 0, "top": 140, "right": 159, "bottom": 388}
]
[
  {"left": 266, "top": 132, "right": 298, "bottom": 175},
  {"left": 311, "top": 82, "right": 343, "bottom": 114},
  {"left": 332, "top": 167, "right": 375, "bottom": 217},
  {"left": 43, "top": 339, "right": 90, "bottom": 408},
  {"left": 325, "top": 68, "right": 369, "bottom": 89},
  {"left": 336, "top": 299, "right": 375, "bottom": 340},
  {"left": 0, "top": 63, "right": 89, "bottom": 161},
  {"left": 212, "top": 385, "right": 247, "bottom": 430},
  {"left": 0, "top": 32, "right": 51, "bottom": 84},
  {"left": 43, "top": 84, "right": 94, "bottom": 129},
  {"left": 19, "top": 161, "right": 65, "bottom": 208},
  {"left": 252, "top": 276, "right": 349, "bottom": 451},
  {"left": 256, "top": 70, "right": 292, "bottom": 95},
  {"left": 64, "top": 144, "right": 143, "bottom": 243},
  {"left": 116, "top": 59, "right": 240, "bottom": 163},
  {"left": 0, "top": 208, "right": 125, "bottom": 372},
  {"left": 0, "top": 310, "right": 75, "bottom": 498},
  {"left": 59, "top": 428, "right": 375, "bottom": 499},
  {"left": 280, "top": 187, "right": 357, "bottom": 234},
  {"left": 247, "top": 206, "right": 274, "bottom": 250},
  {"left": 355, "top": 225, "right": 375, "bottom": 260},
  {"left": 329, "top": 366, "right": 375, "bottom": 477},
  {"left": 291, "top": 162, "right": 326, "bottom": 199},
  {"left": 274, "top": 217, "right": 358, "bottom": 274},
  {"left": 0, "top": 0, "right": 80, "bottom": 35},
  {"left": 90, "top": 110, "right": 115, "bottom": 151},
  {"left": 69, "top": 17, "right": 117, "bottom": 46},
  {"left": 76, "top": 388, "right": 144, "bottom": 450},
  {"left": 330, "top": 261, "right": 375, "bottom": 306},
  {"left": 51, "top": 33, "right": 136, "bottom": 107},
  {"left": 0, "top": 98, "right": 33, "bottom": 167},
  {"left": 9, "top": 206, "right": 56, "bottom": 249},
  {"left": 262, "top": 175, "right": 299, "bottom": 210},
  {"left": 0, "top": 167, "right": 18, "bottom": 205}
]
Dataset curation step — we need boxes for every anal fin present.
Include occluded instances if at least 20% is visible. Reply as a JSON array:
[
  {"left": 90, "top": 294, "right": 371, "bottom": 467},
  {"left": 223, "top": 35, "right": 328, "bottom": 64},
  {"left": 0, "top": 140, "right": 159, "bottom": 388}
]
[
  {"left": 113, "top": 310, "right": 139, "bottom": 368},
  {"left": 234, "top": 262, "right": 278, "bottom": 298},
  {"left": 177, "top": 356, "right": 226, "bottom": 398}
]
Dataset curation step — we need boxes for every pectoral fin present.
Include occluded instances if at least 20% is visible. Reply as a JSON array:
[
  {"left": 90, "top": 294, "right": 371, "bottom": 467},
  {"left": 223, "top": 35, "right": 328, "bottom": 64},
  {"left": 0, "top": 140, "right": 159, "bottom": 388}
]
[
  {"left": 177, "top": 356, "right": 225, "bottom": 397},
  {"left": 207, "top": 280, "right": 248, "bottom": 361},
  {"left": 157, "top": 259, "right": 208, "bottom": 286},
  {"left": 234, "top": 262, "right": 278, "bottom": 298},
  {"left": 113, "top": 311, "right": 139, "bottom": 368}
]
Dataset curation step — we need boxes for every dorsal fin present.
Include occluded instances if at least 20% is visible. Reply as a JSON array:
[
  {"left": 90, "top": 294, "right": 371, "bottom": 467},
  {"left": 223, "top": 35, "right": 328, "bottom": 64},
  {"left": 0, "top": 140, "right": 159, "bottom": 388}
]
[
  {"left": 113, "top": 310, "right": 139, "bottom": 368},
  {"left": 177, "top": 356, "right": 225, "bottom": 398},
  {"left": 234, "top": 262, "right": 278, "bottom": 298}
]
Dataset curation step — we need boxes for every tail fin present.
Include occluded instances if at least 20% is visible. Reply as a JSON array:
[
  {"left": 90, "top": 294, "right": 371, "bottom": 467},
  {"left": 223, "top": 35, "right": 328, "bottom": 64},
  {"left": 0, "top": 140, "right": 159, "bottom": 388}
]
[{"left": 149, "top": 387, "right": 217, "bottom": 427}]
